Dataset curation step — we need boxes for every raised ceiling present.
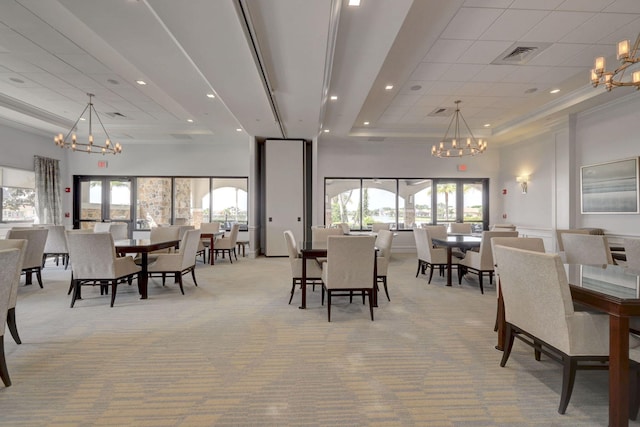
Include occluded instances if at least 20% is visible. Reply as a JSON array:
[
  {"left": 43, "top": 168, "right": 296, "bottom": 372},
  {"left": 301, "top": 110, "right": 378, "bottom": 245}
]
[{"left": 0, "top": 0, "right": 638, "bottom": 150}]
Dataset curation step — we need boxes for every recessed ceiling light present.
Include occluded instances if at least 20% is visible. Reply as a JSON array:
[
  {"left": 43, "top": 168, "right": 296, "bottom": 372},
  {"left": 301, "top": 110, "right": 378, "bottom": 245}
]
[
  {"left": 330, "top": 95, "right": 338, "bottom": 101},
  {"left": 364, "top": 121, "right": 370, "bottom": 125},
  {"left": 187, "top": 119, "right": 193, "bottom": 123},
  {"left": 385, "top": 85, "right": 394, "bottom": 90},
  {"left": 550, "top": 88, "right": 560, "bottom": 94},
  {"left": 483, "top": 123, "right": 490, "bottom": 127},
  {"left": 206, "top": 93, "right": 215, "bottom": 98},
  {"left": 236, "top": 128, "right": 242, "bottom": 132},
  {"left": 80, "top": 117, "right": 86, "bottom": 121},
  {"left": 348, "top": 0, "right": 360, "bottom": 6},
  {"left": 323, "top": 129, "right": 330, "bottom": 133},
  {"left": 136, "top": 80, "right": 147, "bottom": 85}
]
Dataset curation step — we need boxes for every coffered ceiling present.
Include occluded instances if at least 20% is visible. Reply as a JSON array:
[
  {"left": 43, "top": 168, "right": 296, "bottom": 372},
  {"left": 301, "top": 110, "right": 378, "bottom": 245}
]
[{"left": 0, "top": 0, "right": 638, "bottom": 151}]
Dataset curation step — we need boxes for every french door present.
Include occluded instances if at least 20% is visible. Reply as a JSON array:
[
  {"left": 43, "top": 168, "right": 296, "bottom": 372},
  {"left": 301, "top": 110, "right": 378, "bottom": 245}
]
[
  {"left": 434, "top": 178, "right": 488, "bottom": 231},
  {"left": 73, "top": 176, "right": 134, "bottom": 235}
]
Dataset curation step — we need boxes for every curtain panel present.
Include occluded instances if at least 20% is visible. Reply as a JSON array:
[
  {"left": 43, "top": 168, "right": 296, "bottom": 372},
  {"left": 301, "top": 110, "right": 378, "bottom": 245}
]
[{"left": 34, "top": 156, "right": 62, "bottom": 225}]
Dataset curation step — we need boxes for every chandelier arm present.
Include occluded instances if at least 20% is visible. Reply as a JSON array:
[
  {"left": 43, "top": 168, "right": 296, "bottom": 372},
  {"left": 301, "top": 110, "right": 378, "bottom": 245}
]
[
  {"left": 457, "top": 110, "right": 478, "bottom": 142},
  {"left": 441, "top": 110, "right": 456, "bottom": 141},
  {"left": 62, "top": 103, "right": 91, "bottom": 142},
  {"left": 91, "top": 103, "right": 113, "bottom": 142}
]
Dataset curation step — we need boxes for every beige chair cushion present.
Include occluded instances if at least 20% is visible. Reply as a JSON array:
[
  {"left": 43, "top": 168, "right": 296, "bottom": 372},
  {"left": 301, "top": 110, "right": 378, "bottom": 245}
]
[
  {"left": 562, "top": 234, "right": 613, "bottom": 265},
  {"left": 0, "top": 240, "right": 27, "bottom": 309},
  {"left": 6, "top": 228, "right": 48, "bottom": 270}
]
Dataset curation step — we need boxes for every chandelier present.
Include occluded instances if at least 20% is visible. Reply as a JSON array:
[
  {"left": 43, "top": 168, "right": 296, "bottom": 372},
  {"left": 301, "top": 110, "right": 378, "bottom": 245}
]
[
  {"left": 54, "top": 93, "right": 122, "bottom": 155},
  {"left": 591, "top": 33, "right": 640, "bottom": 91},
  {"left": 431, "top": 100, "right": 487, "bottom": 158}
]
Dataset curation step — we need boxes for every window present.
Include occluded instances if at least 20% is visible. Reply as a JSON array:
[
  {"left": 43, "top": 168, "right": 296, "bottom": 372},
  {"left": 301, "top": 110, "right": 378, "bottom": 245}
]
[
  {"left": 324, "top": 177, "right": 488, "bottom": 231},
  {"left": 207, "top": 178, "right": 248, "bottom": 230},
  {"left": 136, "top": 177, "right": 172, "bottom": 229},
  {"left": 1, "top": 167, "right": 36, "bottom": 223}
]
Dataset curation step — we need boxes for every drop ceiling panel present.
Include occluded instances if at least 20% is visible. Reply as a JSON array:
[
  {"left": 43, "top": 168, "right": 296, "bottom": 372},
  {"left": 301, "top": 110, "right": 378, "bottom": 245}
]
[
  {"left": 422, "top": 39, "right": 474, "bottom": 63},
  {"left": 604, "top": 0, "right": 640, "bottom": 13},
  {"left": 457, "top": 41, "right": 514, "bottom": 64},
  {"left": 510, "top": 0, "right": 564, "bottom": 9},
  {"left": 441, "top": 8, "right": 504, "bottom": 40},
  {"left": 557, "top": 0, "right": 616, "bottom": 12},
  {"left": 479, "top": 9, "right": 549, "bottom": 41},
  {"left": 522, "top": 11, "right": 595, "bottom": 42},
  {"left": 560, "top": 13, "right": 637, "bottom": 43}
]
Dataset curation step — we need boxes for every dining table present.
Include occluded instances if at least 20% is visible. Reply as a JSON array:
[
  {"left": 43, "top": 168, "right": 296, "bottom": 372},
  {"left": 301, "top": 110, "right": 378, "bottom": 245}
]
[
  {"left": 299, "top": 240, "right": 378, "bottom": 310},
  {"left": 431, "top": 234, "right": 482, "bottom": 286},
  {"left": 496, "top": 263, "right": 640, "bottom": 427},
  {"left": 114, "top": 238, "right": 180, "bottom": 299},
  {"left": 200, "top": 231, "right": 225, "bottom": 265}
]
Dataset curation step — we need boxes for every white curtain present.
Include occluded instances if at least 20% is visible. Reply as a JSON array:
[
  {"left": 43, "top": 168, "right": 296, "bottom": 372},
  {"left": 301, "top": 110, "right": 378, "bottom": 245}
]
[{"left": 34, "top": 156, "right": 62, "bottom": 225}]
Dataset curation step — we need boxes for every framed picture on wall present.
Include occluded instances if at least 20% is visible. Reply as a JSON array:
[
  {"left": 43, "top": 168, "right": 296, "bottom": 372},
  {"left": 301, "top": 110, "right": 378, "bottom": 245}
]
[{"left": 581, "top": 157, "right": 640, "bottom": 214}]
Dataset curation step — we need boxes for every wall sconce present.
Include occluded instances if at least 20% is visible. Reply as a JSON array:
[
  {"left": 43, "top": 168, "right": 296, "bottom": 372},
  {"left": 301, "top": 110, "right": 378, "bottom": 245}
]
[{"left": 516, "top": 175, "right": 529, "bottom": 194}]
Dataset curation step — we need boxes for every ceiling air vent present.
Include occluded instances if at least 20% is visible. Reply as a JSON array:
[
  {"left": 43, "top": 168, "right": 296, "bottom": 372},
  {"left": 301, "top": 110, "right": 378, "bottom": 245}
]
[
  {"left": 427, "top": 107, "right": 454, "bottom": 117},
  {"left": 105, "top": 112, "right": 127, "bottom": 118},
  {"left": 491, "top": 42, "right": 551, "bottom": 65}
]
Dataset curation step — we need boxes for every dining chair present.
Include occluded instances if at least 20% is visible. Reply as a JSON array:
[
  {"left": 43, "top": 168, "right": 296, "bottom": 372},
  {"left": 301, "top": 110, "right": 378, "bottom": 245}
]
[
  {"left": 214, "top": 223, "right": 240, "bottom": 263},
  {"left": 147, "top": 226, "right": 181, "bottom": 258},
  {"left": 624, "top": 238, "right": 640, "bottom": 270},
  {"left": 320, "top": 235, "right": 376, "bottom": 322},
  {"left": 148, "top": 229, "right": 201, "bottom": 295},
  {"left": 457, "top": 230, "right": 518, "bottom": 294},
  {"left": 109, "top": 223, "right": 128, "bottom": 240},
  {"left": 562, "top": 234, "right": 614, "bottom": 265},
  {"left": 66, "top": 232, "right": 141, "bottom": 307},
  {"left": 311, "top": 227, "right": 343, "bottom": 244},
  {"left": 375, "top": 229, "right": 394, "bottom": 301},
  {"left": 0, "top": 239, "right": 27, "bottom": 345},
  {"left": 337, "top": 222, "right": 350, "bottom": 234},
  {"left": 555, "top": 228, "right": 593, "bottom": 256},
  {"left": 6, "top": 228, "right": 48, "bottom": 288},
  {"left": 371, "top": 223, "right": 390, "bottom": 232},
  {"left": 0, "top": 248, "right": 22, "bottom": 387},
  {"left": 421, "top": 225, "right": 447, "bottom": 241},
  {"left": 449, "top": 223, "right": 472, "bottom": 234},
  {"left": 493, "top": 245, "right": 614, "bottom": 415},
  {"left": 199, "top": 222, "right": 220, "bottom": 262},
  {"left": 284, "top": 230, "right": 322, "bottom": 304},
  {"left": 413, "top": 228, "right": 451, "bottom": 284},
  {"left": 41, "top": 224, "right": 69, "bottom": 269},
  {"left": 93, "top": 222, "right": 112, "bottom": 233}
]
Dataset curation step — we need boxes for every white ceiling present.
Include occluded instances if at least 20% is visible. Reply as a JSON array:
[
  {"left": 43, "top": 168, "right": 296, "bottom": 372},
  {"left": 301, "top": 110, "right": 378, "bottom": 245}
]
[{"left": 0, "top": 0, "right": 638, "bottom": 151}]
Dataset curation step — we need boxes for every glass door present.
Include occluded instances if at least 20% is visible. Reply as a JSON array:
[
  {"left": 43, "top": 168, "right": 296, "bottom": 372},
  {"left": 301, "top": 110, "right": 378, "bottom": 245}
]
[
  {"left": 74, "top": 176, "right": 133, "bottom": 235},
  {"left": 436, "top": 182, "right": 458, "bottom": 227}
]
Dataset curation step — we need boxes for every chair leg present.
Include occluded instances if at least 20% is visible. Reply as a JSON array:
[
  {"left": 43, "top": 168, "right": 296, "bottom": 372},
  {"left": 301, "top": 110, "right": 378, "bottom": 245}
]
[
  {"left": 6, "top": 308, "right": 21, "bottom": 345},
  {"left": 178, "top": 274, "right": 185, "bottom": 295},
  {"left": 228, "top": 249, "right": 233, "bottom": 264},
  {"left": 428, "top": 265, "right": 435, "bottom": 284},
  {"left": 368, "top": 289, "right": 374, "bottom": 321},
  {"left": 191, "top": 267, "right": 198, "bottom": 287},
  {"left": 533, "top": 338, "right": 542, "bottom": 361},
  {"left": 321, "top": 285, "right": 325, "bottom": 306},
  {"left": 500, "top": 323, "right": 515, "bottom": 367},
  {"left": 289, "top": 278, "right": 297, "bottom": 304},
  {"left": 559, "top": 357, "right": 578, "bottom": 414},
  {"left": 70, "top": 280, "right": 80, "bottom": 308},
  {"left": 36, "top": 268, "right": 43, "bottom": 288},
  {"left": 233, "top": 248, "right": 237, "bottom": 261},
  {"left": 0, "top": 339, "right": 11, "bottom": 387},
  {"left": 382, "top": 277, "right": 390, "bottom": 301},
  {"left": 327, "top": 290, "right": 331, "bottom": 322},
  {"left": 110, "top": 281, "right": 118, "bottom": 307},
  {"left": 458, "top": 266, "right": 464, "bottom": 285},
  {"left": 416, "top": 261, "right": 422, "bottom": 277},
  {"left": 478, "top": 273, "right": 484, "bottom": 294}
]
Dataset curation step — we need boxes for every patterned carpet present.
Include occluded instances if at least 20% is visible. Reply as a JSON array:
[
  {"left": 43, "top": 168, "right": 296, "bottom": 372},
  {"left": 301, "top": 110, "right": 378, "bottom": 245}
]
[{"left": 0, "top": 253, "right": 635, "bottom": 426}]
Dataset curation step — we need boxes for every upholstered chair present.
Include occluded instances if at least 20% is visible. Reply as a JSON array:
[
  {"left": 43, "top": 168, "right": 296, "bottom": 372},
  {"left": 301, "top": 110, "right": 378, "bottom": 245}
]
[
  {"left": 414, "top": 228, "right": 451, "bottom": 283},
  {"left": 214, "top": 223, "right": 240, "bottom": 263},
  {"left": 0, "top": 239, "right": 27, "bottom": 344},
  {"left": 284, "top": 230, "right": 322, "bottom": 304},
  {"left": 449, "top": 223, "right": 472, "bottom": 234},
  {"left": 311, "top": 227, "right": 343, "bottom": 246},
  {"left": 148, "top": 229, "right": 201, "bottom": 295},
  {"left": 0, "top": 248, "right": 22, "bottom": 387},
  {"left": 148, "top": 226, "right": 181, "bottom": 258},
  {"left": 337, "top": 222, "right": 350, "bottom": 234},
  {"left": 321, "top": 235, "right": 376, "bottom": 322},
  {"left": 562, "top": 234, "right": 613, "bottom": 265},
  {"left": 555, "top": 229, "right": 591, "bottom": 260},
  {"left": 371, "top": 223, "right": 390, "bottom": 232},
  {"left": 624, "top": 238, "right": 640, "bottom": 271},
  {"left": 375, "top": 229, "right": 394, "bottom": 301},
  {"left": 42, "top": 225, "right": 69, "bottom": 268},
  {"left": 109, "top": 223, "right": 128, "bottom": 240},
  {"left": 199, "top": 222, "right": 221, "bottom": 262},
  {"left": 421, "top": 225, "right": 447, "bottom": 241},
  {"left": 93, "top": 222, "right": 112, "bottom": 233},
  {"left": 66, "top": 232, "right": 141, "bottom": 307},
  {"left": 493, "top": 245, "right": 614, "bottom": 415},
  {"left": 458, "top": 230, "right": 518, "bottom": 293},
  {"left": 6, "top": 228, "right": 48, "bottom": 288}
]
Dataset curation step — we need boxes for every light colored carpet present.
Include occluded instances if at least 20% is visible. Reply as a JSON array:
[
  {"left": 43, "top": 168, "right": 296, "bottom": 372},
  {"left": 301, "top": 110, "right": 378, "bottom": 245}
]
[{"left": 0, "top": 253, "right": 635, "bottom": 426}]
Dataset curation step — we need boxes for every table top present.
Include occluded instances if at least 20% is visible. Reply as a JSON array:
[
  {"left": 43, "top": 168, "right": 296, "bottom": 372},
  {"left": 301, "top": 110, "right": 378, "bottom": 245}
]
[
  {"left": 432, "top": 235, "right": 482, "bottom": 247},
  {"left": 200, "top": 231, "right": 225, "bottom": 238},
  {"left": 114, "top": 239, "right": 180, "bottom": 252}
]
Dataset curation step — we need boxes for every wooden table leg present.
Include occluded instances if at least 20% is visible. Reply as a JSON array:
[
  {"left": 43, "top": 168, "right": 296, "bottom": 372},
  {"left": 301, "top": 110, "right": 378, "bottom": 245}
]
[
  {"left": 496, "top": 283, "right": 505, "bottom": 351},
  {"left": 209, "top": 235, "right": 215, "bottom": 265},
  {"left": 300, "top": 253, "right": 307, "bottom": 309},
  {"left": 609, "top": 315, "right": 630, "bottom": 427},
  {"left": 139, "top": 253, "right": 149, "bottom": 299},
  {"left": 445, "top": 247, "right": 453, "bottom": 286}
]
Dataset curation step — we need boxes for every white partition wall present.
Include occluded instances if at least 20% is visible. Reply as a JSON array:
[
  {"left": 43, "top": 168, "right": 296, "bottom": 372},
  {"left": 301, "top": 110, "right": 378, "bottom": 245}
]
[{"left": 264, "top": 139, "right": 304, "bottom": 256}]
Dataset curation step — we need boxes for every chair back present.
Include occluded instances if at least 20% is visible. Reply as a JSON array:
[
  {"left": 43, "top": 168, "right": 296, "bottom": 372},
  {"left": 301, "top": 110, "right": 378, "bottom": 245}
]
[
  {"left": 6, "top": 228, "right": 48, "bottom": 270},
  {"left": 283, "top": 230, "right": 299, "bottom": 259},
  {"left": 228, "top": 223, "right": 240, "bottom": 245},
  {"left": 150, "top": 226, "right": 180, "bottom": 244},
  {"left": 0, "top": 248, "right": 21, "bottom": 335},
  {"left": 562, "top": 234, "right": 613, "bottom": 265},
  {"left": 93, "top": 222, "right": 112, "bottom": 233},
  {"left": 42, "top": 225, "right": 68, "bottom": 253},
  {"left": 66, "top": 232, "right": 117, "bottom": 279},
  {"left": 555, "top": 228, "right": 590, "bottom": 252},
  {"left": 324, "top": 236, "right": 375, "bottom": 290},
  {"left": 413, "top": 228, "right": 430, "bottom": 261},
  {"left": 174, "top": 218, "right": 188, "bottom": 225},
  {"left": 493, "top": 246, "right": 576, "bottom": 354},
  {"left": 624, "top": 238, "right": 640, "bottom": 270},
  {"left": 375, "top": 229, "right": 394, "bottom": 259},
  {"left": 491, "top": 237, "right": 545, "bottom": 258},
  {"left": 450, "top": 223, "right": 472, "bottom": 234},
  {"left": 179, "top": 229, "right": 201, "bottom": 270},
  {"left": 422, "top": 225, "right": 447, "bottom": 241},
  {"left": 337, "top": 223, "right": 350, "bottom": 234},
  {"left": 477, "top": 230, "right": 518, "bottom": 270},
  {"left": 371, "top": 223, "right": 390, "bottom": 232},
  {"left": 311, "top": 227, "right": 343, "bottom": 245},
  {"left": 177, "top": 225, "right": 195, "bottom": 241},
  {"left": 109, "top": 223, "right": 128, "bottom": 240},
  {"left": 200, "top": 222, "right": 220, "bottom": 233},
  {"left": 0, "top": 240, "right": 27, "bottom": 310}
]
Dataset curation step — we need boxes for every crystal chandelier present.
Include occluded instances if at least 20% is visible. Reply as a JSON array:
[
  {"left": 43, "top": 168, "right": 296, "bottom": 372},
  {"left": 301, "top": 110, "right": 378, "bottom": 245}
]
[
  {"left": 431, "top": 100, "right": 487, "bottom": 158},
  {"left": 54, "top": 93, "right": 122, "bottom": 155},
  {"left": 591, "top": 33, "right": 640, "bottom": 91}
]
